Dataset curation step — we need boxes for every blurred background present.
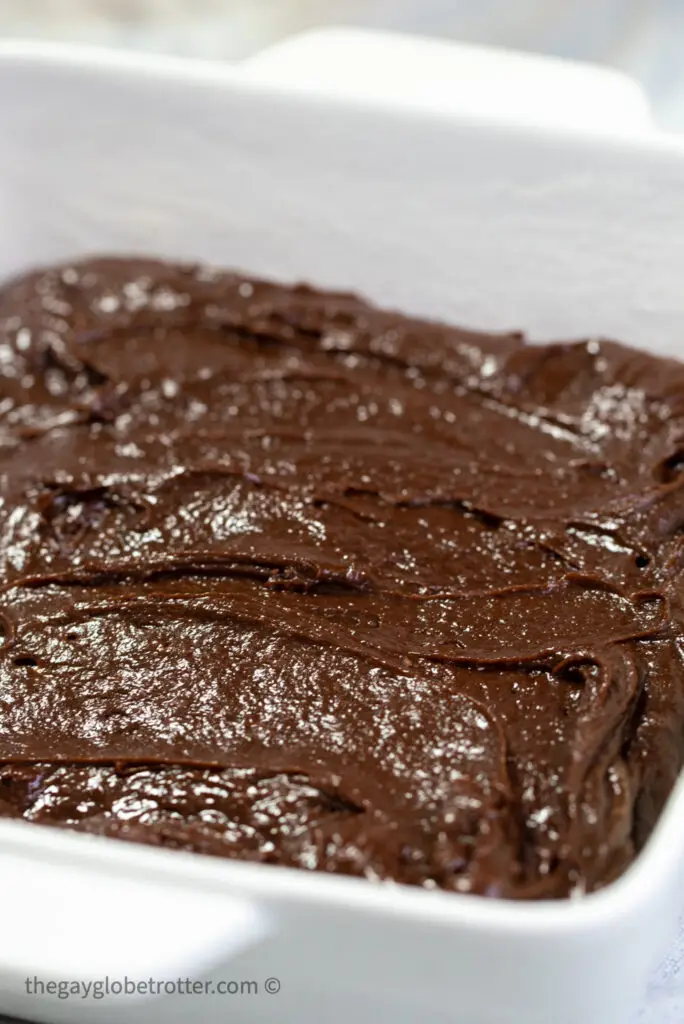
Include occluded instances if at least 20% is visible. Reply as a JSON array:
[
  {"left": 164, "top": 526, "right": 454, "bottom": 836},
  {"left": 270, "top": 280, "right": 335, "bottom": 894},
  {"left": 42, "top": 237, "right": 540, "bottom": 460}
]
[{"left": 1, "top": 0, "right": 683, "bottom": 131}]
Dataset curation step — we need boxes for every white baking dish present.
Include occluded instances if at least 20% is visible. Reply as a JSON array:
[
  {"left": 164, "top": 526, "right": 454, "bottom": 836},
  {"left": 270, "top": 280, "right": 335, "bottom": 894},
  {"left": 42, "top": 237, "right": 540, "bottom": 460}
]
[{"left": 1, "top": 31, "right": 684, "bottom": 1024}]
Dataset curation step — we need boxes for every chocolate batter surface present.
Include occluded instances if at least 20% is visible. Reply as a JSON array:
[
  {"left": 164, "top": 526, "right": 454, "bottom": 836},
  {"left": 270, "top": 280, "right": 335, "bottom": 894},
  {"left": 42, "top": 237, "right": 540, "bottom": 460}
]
[{"left": 1, "top": 257, "right": 684, "bottom": 898}]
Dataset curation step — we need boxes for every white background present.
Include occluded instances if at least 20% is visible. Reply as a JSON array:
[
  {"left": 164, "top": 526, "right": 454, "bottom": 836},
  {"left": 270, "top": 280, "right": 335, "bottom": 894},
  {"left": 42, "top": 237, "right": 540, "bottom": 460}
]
[{"left": 1, "top": 0, "right": 684, "bottom": 130}]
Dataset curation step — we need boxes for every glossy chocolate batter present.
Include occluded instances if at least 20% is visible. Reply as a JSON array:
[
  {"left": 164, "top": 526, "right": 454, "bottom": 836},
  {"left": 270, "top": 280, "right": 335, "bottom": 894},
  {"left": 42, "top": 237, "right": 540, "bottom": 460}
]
[{"left": 0, "top": 257, "right": 683, "bottom": 899}]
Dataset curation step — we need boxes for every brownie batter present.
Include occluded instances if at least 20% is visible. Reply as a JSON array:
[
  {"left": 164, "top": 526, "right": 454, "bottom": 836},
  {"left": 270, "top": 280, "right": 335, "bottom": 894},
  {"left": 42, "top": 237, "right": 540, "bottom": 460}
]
[{"left": 0, "top": 257, "right": 683, "bottom": 899}]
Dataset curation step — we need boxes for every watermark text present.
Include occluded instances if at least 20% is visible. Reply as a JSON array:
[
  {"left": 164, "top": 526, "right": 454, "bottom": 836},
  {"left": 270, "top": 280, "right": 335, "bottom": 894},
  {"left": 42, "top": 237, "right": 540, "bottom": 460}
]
[{"left": 25, "top": 975, "right": 281, "bottom": 1000}]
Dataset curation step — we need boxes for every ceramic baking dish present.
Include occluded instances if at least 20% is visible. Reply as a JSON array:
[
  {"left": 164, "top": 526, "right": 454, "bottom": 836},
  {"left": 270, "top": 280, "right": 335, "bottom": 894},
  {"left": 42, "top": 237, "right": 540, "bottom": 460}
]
[{"left": 2, "top": 30, "right": 684, "bottom": 1024}]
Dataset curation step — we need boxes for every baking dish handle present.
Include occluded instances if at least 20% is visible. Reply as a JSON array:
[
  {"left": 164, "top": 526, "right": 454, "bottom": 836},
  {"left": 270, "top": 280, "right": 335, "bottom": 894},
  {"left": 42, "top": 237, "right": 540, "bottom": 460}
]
[
  {"left": 238, "top": 26, "right": 652, "bottom": 135},
  {"left": 0, "top": 841, "right": 269, "bottom": 993}
]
